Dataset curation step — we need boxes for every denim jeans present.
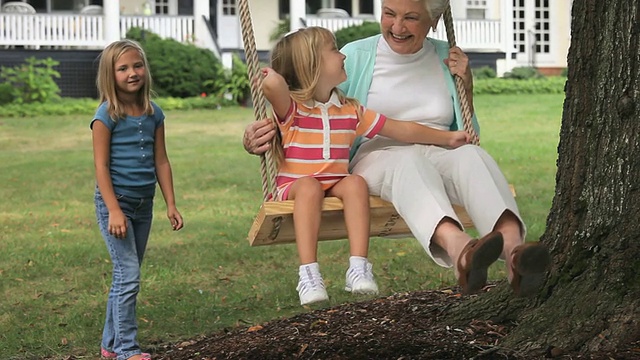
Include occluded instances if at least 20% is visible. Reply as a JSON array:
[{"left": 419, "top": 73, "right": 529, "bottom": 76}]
[{"left": 95, "top": 189, "right": 154, "bottom": 360}]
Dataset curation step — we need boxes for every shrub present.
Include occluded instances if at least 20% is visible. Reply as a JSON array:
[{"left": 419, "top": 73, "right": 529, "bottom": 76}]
[
  {"left": 204, "top": 54, "right": 251, "bottom": 105},
  {"left": 502, "top": 66, "right": 542, "bottom": 80},
  {"left": 335, "top": 21, "right": 381, "bottom": 49},
  {"left": 474, "top": 77, "right": 566, "bottom": 95},
  {"left": 126, "top": 28, "right": 226, "bottom": 98},
  {"left": 0, "top": 57, "right": 61, "bottom": 104},
  {"left": 270, "top": 18, "right": 290, "bottom": 42},
  {"left": 472, "top": 66, "right": 497, "bottom": 80},
  {"left": 0, "top": 95, "right": 230, "bottom": 117},
  {"left": 0, "top": 82, "right": 14, "bottom": 105}
]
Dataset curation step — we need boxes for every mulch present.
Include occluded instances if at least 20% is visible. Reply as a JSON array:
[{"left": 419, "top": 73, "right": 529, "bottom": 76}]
[{"left": 150, "top": 285, "right": 640, "bottom": 360}]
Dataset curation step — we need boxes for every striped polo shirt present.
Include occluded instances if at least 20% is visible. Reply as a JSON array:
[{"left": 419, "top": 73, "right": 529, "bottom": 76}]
[{"left": 275, "top": 91, "right": 387, "bottom": 199}]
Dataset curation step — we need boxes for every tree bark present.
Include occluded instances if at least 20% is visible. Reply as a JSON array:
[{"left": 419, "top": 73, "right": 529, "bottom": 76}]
[{"left": 449, "top": 0, "right": 640, "bottom": 356}]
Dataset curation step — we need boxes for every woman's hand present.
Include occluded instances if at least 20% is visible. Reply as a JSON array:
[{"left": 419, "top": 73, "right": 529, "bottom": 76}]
[
  {"left": 243, "top": 119, "right": 276, "bottom": 155},
  {"left": 447, "top": 131, "right": 471, "bottom": 149},
  {"left": 444, "top": 46, "right": 473, "bottom": 91}
]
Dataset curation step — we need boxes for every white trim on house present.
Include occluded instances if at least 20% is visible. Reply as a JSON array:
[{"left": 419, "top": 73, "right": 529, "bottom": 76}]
[{"left": 0, "top": 0, "right": 570, "bottom": 73}]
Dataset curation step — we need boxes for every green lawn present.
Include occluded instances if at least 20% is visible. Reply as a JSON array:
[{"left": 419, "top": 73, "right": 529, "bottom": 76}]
[{"left": 0, "top": 94, "right": 564, "bottom": 359}]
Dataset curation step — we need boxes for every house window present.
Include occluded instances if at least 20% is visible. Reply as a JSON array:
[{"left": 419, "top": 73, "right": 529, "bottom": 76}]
[
  {"left": 25, "top": 0, "right": 102, "bottom": 12},
  {"left": 222, "top": 0, "right": 236, "bottom": 15},
  {"left": 466, "top": 0, "right": 486, "bottom": 20},
  {"left": 512, "top": 0, "right": 526, "bottom": 53},
  {"left": 513, "top": 0, "right": 551, "bottom": 55},
  {"left": 155, "top": 0, "right": 169, "bottom": 14},
  {"left": 534, "top": 0, "right": 550, "bottom": 53},
  {"left": 359, "top": 0, "right": 373, "bottom": 14}
]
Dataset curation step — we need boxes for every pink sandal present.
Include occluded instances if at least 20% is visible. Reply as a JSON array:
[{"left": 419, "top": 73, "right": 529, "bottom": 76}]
[{"left": 101, "top": 347, "right": 151, "bottom": 359}]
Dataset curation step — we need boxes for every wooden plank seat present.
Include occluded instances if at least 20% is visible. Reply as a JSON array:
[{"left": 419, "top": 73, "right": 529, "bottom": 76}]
[{"left": 248, "top": 185, "right": 515, "bottom": 246}]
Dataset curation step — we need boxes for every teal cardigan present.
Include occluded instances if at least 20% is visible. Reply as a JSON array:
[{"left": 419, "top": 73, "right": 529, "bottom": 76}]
[{"left": 337, "top": 35, "right": 480, "bottom": 159}]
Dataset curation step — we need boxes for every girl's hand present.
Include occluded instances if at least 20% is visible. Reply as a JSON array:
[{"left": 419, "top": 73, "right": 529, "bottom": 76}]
[
  {"left": 108, "top": 210, "right": 128, "bottom": 239},
  {"left": 447, "top": 131, "right": 471, "bottom": 149},
  {"left": 167, "top": 206, "right": 184, "bottom": 231}
]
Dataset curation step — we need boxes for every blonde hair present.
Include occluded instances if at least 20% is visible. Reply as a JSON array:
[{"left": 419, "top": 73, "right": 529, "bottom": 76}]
[
  {"left": 268, "top": 26, "right": 361, "bottom": 166},
  {"left": 96, "top": 39, "right": 154, "bottom": 121}
]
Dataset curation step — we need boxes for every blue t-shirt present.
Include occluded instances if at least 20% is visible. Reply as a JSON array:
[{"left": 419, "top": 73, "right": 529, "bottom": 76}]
[{"left": 90, "top": 102, "right": 165, "bottom": 198}]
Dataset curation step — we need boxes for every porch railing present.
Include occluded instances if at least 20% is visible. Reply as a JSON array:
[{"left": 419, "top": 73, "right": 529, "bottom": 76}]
[
  {"left": 305, "top": 17, "right": 506, "bottom": 52},
  {"left": 0, "top": 13, "right": 194, "bottom": 49}
]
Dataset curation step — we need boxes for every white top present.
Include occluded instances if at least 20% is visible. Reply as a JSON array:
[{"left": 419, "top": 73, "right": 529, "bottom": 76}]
[{"left": 358, "top": 37, "right": 454, "bottom": 152}]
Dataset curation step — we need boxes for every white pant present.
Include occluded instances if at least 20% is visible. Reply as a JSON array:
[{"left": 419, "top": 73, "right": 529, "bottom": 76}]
[{"left": 350, "top": 144, "right": 525, "bottom": 267}]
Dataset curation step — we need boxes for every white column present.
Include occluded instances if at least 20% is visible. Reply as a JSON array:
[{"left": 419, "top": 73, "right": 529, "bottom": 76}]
[
  {"left": 290, "top": 0, "right": 306, "bottom": 31},
  {"left": 193, "top": 0, "right": 220, "bottom": 58},
  {"left": 500, "top": 0, "right": 515, "bottom": 76},
  {"left": 352, "top": 0, "right": 360, "bottom": 16},
  {"left": 373, "top": 0, "right": 382, "bottom": 22},
  {"left": 103, "top": 0, "right": 120, "bottom": 46}
]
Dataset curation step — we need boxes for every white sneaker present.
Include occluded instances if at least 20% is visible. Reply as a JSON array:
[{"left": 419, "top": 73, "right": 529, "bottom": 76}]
[
  {"left": 297, "top": 264, "right": 329, "bottom": 305},
  {"left": 345, "top": 258, "right": 379, "bottom": 295}
]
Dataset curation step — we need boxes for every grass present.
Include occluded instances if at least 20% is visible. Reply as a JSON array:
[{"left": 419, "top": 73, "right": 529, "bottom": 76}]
[{"left": 0, "top": 94, "right": 564, "bottom": 359}]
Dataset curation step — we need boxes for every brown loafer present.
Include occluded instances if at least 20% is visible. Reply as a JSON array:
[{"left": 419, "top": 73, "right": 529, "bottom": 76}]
[
  {"left": 456, "top": 231, "right": 504, "bottom": 295},
  {"left": 510, "top": 242, "right": 551, "bottom": 297}
]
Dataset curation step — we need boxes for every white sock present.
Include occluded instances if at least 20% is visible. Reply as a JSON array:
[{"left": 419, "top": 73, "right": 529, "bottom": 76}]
[
  {"left": 299, "top": 262, "right": 321, "bottom": 278},
  {"left": 349, "top": 256, "right": 368, "bottom": 268}
]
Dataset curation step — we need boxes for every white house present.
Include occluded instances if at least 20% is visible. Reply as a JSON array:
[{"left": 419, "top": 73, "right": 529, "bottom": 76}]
[{"left": 0, "top": 0, "right": 571, "bottom": 96}]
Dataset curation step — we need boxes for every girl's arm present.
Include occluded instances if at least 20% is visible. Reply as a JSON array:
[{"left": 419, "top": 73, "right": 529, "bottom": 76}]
[
  {"left": 92, "top": 121, "right": 128, "bottom": 238},
  {"left": 378, "top": 119, "right": 471, "bottom": 149},
  {"left": 261, "top": 67, "right": 292, "bottom": 120},
  {"left": 154, "top": 124, "right": 184, "bottom": 231}
]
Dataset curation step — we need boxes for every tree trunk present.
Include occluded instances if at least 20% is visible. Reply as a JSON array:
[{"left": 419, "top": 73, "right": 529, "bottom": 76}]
[{"left": 450, "top": 0, "right": 640, "bottom": 356}]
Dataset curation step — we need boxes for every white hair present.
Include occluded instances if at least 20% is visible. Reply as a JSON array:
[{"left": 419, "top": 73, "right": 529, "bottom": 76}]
[{"left": 423, "top": 0, "right": 450, "bottom": 21}]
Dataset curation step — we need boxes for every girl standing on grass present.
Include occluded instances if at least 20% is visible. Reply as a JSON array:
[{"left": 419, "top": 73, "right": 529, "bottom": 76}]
[
  {"left": 262, "top": 27, "right": 470, "bottom": 306},
  {"left": 91, "top": 39, "right": 183, "bottom": 360}
]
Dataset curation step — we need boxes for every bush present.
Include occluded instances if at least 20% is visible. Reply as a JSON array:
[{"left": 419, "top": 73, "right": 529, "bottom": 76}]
[
  {"left": 0, "top": 95, "right": 231, "bottom": 117},
  {"left": 126, "top": 28, "right": 226, "bottom": 98},
  {"left": 474, "top": 77, "right": 566, "bottom": 95},
  {"left": 0, "top": 82, "right": 14, "bottom": 105},
  {"left": 204, "top": 54, "right": 251, "bottom": 105},
  {"left": 502, "top": 66, "right": 542, "bottom": 80},
  {"left": 0, "top": 57, "right": 61, "bottom": 104},
  {"left": 560, "top": 67, "right": 568, "bottom": 77},
  {"left": 472, "top": 66, "right": 497, "bottom": 80},
  {"left": 270, "top": 18, "right": 290, "bottom": 42},
  {"left": 335, "top": 21, "right": 381, "bottom": 49}
]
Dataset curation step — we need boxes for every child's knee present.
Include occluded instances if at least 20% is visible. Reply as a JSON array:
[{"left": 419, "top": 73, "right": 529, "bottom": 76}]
[{"left": 292, "top": 177, "right": 324, "bottom": 199}]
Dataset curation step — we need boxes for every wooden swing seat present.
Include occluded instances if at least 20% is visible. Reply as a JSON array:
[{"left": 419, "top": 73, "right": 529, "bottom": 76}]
[{"left": 247, "top": 185, "right": 515, "bottom": 246}]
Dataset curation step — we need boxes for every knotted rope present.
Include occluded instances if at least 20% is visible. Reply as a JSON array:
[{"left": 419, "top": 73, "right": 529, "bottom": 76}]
[
  {"left": 238, "top": 0, "right": 283, "bottom": 240},
  {"left": 443, "top": 6, "right": 479, "bottom": 145},
  {"left": 238, "top": 0, "right": 279, "bottom": 201}
]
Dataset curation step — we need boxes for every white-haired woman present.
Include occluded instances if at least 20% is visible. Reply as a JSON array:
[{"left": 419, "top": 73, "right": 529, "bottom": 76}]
[{"left": 243, "top": 0, "right": 549, "bottom": 297}]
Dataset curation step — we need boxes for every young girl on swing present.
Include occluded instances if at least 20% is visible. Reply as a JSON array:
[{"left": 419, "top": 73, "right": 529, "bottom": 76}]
[
  {"left": 262, "top": 26, "right": 471, "bottom": 305},
  {"left": 92, "top": 39, "right": 183, "bottom": 360}
]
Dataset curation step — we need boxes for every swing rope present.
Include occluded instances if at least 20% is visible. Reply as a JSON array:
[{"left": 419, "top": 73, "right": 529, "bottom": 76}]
[
  {"left": 238, "top": 1, "right": 478, "bottom": 201},
  {"left": 238, "top": 0, "right": 279, "bottom": 201},
  {"left": 442, "top": 6, "right": 479, "bottom": 145}
]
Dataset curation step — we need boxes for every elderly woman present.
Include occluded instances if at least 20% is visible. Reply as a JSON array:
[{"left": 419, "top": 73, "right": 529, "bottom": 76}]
[{"left": 243, "top": 0, "right": 549, "bottom": 297}]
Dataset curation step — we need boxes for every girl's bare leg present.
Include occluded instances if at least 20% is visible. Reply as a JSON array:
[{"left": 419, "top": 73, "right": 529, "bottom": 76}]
[
  {"left": 327, "top": 175, "right": 371, "bottom": 257},
  {"left": 288, "top": 177, "right": 325, "bottom": 264}
]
